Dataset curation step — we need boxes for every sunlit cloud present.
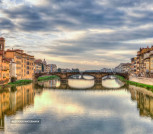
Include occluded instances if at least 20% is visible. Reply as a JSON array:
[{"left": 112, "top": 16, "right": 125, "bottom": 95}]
[{"left": 88, "top": 29, "right": 115, "bottom": 34}]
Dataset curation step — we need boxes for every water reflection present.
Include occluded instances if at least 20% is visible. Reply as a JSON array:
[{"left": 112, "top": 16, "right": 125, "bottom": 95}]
[
  {"left": 68, "top": 79, "right": 95, "bottom": 89},
  {"left": 129, "top": 85, "right": 153, "bottom": 119},
  {"left": 68, "top": 75, "right": 95, "bottom": 89},
  {"left": 102, "top": 78, "right": 124, "bottom": 88},
  {"left": 0, "top": 84, "right": 34, "bottom": 131},
  {"left": 38, "top": 80, "right": 61, "bottom": 88},
  {"left": 1, "top": 80, "right": 153, "bottom": 133},
  {"left": 37, "top": 78, "right": 124, "bottom": 90}
]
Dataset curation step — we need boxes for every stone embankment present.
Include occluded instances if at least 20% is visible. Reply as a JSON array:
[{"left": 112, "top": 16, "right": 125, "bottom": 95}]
[{"left": 129, "top": 76, "right": 153, "bottom": 86}]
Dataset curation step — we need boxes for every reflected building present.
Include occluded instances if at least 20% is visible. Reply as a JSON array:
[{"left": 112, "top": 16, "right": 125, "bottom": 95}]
[
  {"left": 38, "top": 80, "right": 60, "bottom": 88},
  {"left": 0, "top": 84, "right": 34, "bottom": 130},
  {"left": 0, "top": 90, "right": 10, "bottom": 130},
  {"left": 129, "top": 85, "right": 153, "bottom": 118}
]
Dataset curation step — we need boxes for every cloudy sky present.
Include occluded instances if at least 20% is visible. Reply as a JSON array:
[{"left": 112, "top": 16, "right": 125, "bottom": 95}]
[{"left": 0, "top": 0, "right": 153, "bottom": 70}]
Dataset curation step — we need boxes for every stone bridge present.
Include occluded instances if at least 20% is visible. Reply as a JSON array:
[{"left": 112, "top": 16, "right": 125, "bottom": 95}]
[{"left": 35, "top": 72, "right": 129, "bottom": 83}]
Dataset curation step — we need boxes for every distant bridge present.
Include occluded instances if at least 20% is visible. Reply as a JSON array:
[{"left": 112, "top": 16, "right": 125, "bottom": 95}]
[{"left": 35, "top": 72, "right": 129, "bottom": 83}]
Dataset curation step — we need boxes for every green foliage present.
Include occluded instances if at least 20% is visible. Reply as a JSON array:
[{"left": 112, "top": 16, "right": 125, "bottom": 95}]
[
  {"left": 8, "top": 79, "right": 32, "bottom": 86},
  {"left": 116, "top": 75, "right": 153, "bottom": 91},
  {"left": 38, "top": 75, "right": 59, "bottom": 81}
]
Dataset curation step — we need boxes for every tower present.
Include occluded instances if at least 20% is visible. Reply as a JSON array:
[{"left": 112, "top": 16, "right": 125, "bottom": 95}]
[{"left": 0, "top": 37, "right": 5, "bottom": 56}]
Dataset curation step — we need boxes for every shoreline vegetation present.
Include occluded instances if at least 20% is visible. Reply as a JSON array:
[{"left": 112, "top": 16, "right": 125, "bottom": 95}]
[
  {"left": 0, "top": 75, "right": 59, "bottom": 88},
  {"left": 37, "top": 75, "right": 59, "bottom": 81},
  {"left": 8, "top": 79, "right": 32, "bottom": 86},
  {"left": 116, "top": 75, "right": 153, "bottom": 91}
]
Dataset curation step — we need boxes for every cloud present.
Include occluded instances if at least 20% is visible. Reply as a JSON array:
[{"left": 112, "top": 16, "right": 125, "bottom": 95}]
[
  {"left": 0, "top": 17, "right": 15, "bottom": 30},
  {"left": 0, "top": 0, "right": 153, "bottom": 69}
]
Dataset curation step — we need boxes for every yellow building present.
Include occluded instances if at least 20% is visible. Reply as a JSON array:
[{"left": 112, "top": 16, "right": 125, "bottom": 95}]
[
  {"left": 150, "top": 55, "right": 153, "bottom": 75},
  {"left": 0, "top": 37, "right": 35, "bottom": 84},
  {"left": 134, "top": 46, "right": 153, "bottom": 77},
  {"left": 144, "top": 57, "right": 150, "bottom": 77},
  {"left": 0, "top": 38, "right": 10, "bottom": 84},
  {"left": 5, "top": 49, "right": 35, "bottom": 80}
]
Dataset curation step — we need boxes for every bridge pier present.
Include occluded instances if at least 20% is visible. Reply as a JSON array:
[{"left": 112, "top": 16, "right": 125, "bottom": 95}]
[
  {"left": 60, "top": 79, "right": 68, "bottom": 84},
  {"left": 95, "top": 79, "right": 102, "bottom": 84}
]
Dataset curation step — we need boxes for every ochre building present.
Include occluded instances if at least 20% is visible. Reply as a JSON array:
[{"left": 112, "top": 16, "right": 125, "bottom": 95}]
[
  {"left": 5, "top": 49, "right": 35, "bottom": 80},
  {"left": 0, "top": 38, "right": 10, "bottom": 84}
]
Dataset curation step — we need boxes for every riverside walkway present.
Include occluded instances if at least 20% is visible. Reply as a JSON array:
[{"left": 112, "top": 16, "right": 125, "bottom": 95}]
[{"left": 129, "top": 76, "right": 153, "bottom": 85}]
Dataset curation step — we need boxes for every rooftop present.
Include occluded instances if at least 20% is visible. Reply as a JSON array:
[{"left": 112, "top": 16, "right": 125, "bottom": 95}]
[{"left": 6, "top": 49, "right": 34, "bottom": 58}]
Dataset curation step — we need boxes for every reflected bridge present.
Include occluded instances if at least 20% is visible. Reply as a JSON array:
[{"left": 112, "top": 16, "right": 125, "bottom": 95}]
[
  {"left": 36, "top": 81, "right": 127, "bottom": 90},
  {"left": 35, "top": 72, "right": 129, "bottom": 84}
]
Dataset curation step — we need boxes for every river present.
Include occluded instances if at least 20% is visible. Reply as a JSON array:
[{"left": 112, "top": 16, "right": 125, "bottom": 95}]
[{"left": 0, "top": 77, "right": 153, "bottom": 134}]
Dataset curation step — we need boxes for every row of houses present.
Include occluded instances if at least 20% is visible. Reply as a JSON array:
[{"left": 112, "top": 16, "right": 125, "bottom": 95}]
[
  {"left": 113, "top": 46, "right": 153, "bottom": 77},
  {"left": 34, "top": 59, "right": 57, "bottom": 74},
  {"left": 131, "top": 46, "right": 153, "bottom": 77},
  {"left": 114, "top": 63, "right": 132, "bottom": 73},
  {"left": 0, "top": 37, "right": 57, "bottom": 85}
]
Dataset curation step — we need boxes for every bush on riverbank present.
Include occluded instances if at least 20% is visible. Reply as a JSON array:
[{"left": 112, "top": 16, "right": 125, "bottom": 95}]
[
  {"left": 8, "top": 79, "right": 32, "bottom": 86},
  {"left": 38, "top": 75, "right": 59, "bottom": 81},
  {"left": 116, "top": 75, "right": 153, "bottom": 91}
]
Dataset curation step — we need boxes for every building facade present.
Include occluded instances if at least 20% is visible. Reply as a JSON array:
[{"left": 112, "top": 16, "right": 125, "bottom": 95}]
[
  {"left": 131, "top": 57, "right": 137, "bottom": 75},
  {"left": 131, "top": 46, "right": 153, "bottom": 77},
  {"left": 0, "top": 38, "right": 10, "bottom": 84},
  {"left": 34, "top": 59, "right": 43, "bottom": 73},
  {"left": 115, "top": 63, "right": 131, "bottom": 73},
  {"left": 49, "top": 64, "right": 57, "bottom": 72},
  {"left": 5, "top": 49, "right": 35, "bottom": 80}
]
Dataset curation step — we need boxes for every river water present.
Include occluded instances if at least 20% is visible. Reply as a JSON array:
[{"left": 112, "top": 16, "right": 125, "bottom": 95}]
[{"left": 1, "top": 77, "right": 153, "bottom": 134}]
